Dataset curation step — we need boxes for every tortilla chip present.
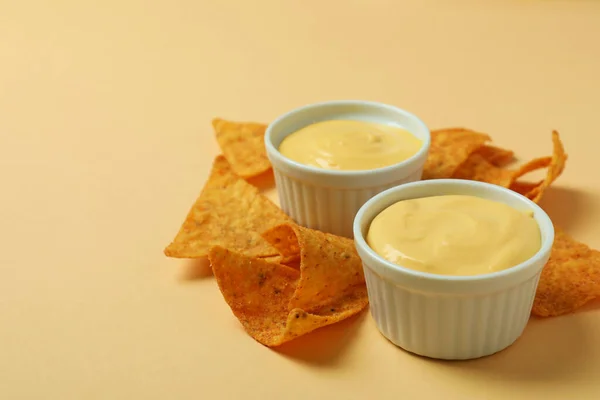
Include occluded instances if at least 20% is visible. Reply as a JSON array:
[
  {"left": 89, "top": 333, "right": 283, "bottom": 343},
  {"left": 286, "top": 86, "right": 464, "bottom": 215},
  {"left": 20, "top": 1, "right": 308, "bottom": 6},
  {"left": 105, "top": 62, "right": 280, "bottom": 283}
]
[
  {"left": 453, "top": 131, "right": 566, "bottom": 203},
  {"left": 423, "top": 128, "right": 490, "bottom": 179},
  {"left": 209, "top": 246, "right": 368, "bottom": 347},
  {"left": 262, "top": 223, "right": 366, "bottom": 311},
  {"left": 260, "top": 254, "right": 300, "bottom": 267},
  {"left": 510, "top": 181, "right": 542, "bottom": 197},
  {"left": 164, "top": 156, "right": 292, "bottom": 258},
  {"left": 513, "top": 131, "right": 567, "bottom": 203},
  {"left": 476, "top": 145, "right": 515, "bottom": 167},
  {"left": 261, "top": 225, "right": 301, "bottom": 258},
  {"left": 212, "top": 118, "right": 271, "bottom": 179},
  {"left": 533, "top": 228, "right": 600, "bottom": 317},
  {"left": 452, "top": 153, "right": 518, "bottom": 187}
]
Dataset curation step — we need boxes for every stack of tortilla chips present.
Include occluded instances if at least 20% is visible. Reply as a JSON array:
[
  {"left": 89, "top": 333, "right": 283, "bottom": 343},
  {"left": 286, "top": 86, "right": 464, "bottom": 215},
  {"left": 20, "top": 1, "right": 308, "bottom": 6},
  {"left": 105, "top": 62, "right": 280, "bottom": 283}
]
[{"left": 164, "top": 118, "right": 598, "bottom": 347}]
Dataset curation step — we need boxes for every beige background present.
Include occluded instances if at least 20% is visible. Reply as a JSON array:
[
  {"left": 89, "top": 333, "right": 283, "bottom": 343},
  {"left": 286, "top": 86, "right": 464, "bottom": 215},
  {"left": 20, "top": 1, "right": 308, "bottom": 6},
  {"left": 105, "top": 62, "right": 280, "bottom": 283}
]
[{"left": 2, "top": 0, "right": 600, "bottom": 399}]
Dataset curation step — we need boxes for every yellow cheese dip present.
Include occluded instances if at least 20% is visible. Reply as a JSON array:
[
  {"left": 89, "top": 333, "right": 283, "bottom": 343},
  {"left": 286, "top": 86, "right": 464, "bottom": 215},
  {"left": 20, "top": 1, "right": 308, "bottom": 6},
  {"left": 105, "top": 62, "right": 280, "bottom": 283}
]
[
  {"left": 366, "top": 195, "right": 541, "bottom": 276},
  {"left": 278, "top": 119, "right": 422, "bottom": 170}
]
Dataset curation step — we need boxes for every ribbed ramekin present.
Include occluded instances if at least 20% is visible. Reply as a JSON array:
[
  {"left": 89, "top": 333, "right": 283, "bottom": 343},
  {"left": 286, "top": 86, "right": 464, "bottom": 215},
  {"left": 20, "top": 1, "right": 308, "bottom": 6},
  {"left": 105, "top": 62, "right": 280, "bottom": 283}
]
[
  {"left": 264, "top": 100, "right": 431, "bottom": 238},
  {"left": 353, "top": 179, "right": 555, "bottom": 360}
]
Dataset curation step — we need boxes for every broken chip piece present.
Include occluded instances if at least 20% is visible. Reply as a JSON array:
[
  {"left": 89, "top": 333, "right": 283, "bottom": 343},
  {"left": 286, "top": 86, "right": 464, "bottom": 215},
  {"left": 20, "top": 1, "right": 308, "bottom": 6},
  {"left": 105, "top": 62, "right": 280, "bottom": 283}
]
[
  {"left": 533, "top": 228, "right": 600, "bottom": 317},
  {"left": 164, "top": 156, "right": 292, "bottom": 259},
  {"left": 212, "top": 118, "right": 272, "bottom": 179}
]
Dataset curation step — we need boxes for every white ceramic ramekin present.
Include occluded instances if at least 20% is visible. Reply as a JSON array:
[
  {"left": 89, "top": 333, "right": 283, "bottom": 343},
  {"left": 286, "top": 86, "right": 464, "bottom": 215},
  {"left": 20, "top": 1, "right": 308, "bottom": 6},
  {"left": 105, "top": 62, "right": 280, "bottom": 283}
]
[
  {"left": 264, "top": 100, "right": 431, "bottom": 238},
  {"left": 353, "top": 179, "right": 555, "bottom": 360}
]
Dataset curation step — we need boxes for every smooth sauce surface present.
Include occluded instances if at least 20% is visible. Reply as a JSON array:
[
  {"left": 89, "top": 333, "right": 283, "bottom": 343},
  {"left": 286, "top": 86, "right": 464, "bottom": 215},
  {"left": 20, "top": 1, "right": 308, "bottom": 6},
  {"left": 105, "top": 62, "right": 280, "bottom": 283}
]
[
  {"left": 366, "top": 195, "right": 541, "bottom": 276},
  {"left": 278, "top": 119, "right": 422, "bottom": 170}
]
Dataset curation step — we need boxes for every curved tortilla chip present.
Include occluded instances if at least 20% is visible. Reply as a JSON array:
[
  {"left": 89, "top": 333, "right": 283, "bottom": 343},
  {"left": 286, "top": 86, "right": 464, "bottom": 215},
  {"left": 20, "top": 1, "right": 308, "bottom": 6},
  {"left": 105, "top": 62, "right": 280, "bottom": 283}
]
[
  {"left": 262, "top": 223, "right": 365, "bottom": 311},
  {"left": 209, "top": 246, "right": 368, "bottom": 347},
  {"left": 513, "top": 131, "right": 567, "bottom": 203},
  {"left": 453, "top": 131, "right": 566, "bottom": 203},
  {"left": 164, "top": 156, "right": 291, "bottom": 258},
  {"left": 212, "top": 118, "right": 271, "bottom": 178},
  {"left": 261, "top": 225, "right": 301, "bottom": 258},
  {"left": 423, "top": 128, "right": 490, "bottom": 179},
  {"left": 533, "top": 228, "right": 600, "bottom": 317}
]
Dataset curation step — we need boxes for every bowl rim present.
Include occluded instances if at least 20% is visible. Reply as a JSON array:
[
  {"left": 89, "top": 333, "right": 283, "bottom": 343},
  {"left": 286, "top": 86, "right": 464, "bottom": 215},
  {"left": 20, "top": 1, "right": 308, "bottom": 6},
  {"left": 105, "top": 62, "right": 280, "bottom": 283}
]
[
  {"left": 264, "top": 99, "right": 431, "bottom": 178},
  {"left": 353, "top": 179, "right": 555, "bottom": 283}
]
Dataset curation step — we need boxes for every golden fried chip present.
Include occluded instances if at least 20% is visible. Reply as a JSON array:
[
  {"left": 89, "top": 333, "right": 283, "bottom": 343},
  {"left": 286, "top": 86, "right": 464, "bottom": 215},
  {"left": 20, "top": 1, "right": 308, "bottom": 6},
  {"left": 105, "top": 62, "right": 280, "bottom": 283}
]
[
  {"left": 423, "top": 128, "right": 490, "bottom": 179},
  {"left": 260, "top": 254, "right": 300, "bottom": 267},
  {"left": 164, "top": 156, "right": 292, "bottom": 258},
  {"left": 212, "top": 118, "right": 271, "bottom": 179},
  {"left": 259, "top": 227, "right": 302, "bottom": 266},
  {"left": 533, "top": 228, "right": 600, "bottom": 317},
  {"left": 262, "top": 223, "right": 365, "bottom": 311},
  {"left": 452, "top": 153, "right": 518, "bottom": 187},
  {"left": 476, "top": 145, "right": 515, "bottom": 167},
  {"left": 209, "top": 246, "right": 368, "bottom": 347},
  {"left": 261, "top": 225, "right": 301, "bottom": 258},
  {"left": 513, "top": 131, "right": 567, "bottom": 203},
  {"left": 510, "top": 181, "right": 542, "bottom": 197},
  {"left": 453, "top": 131, "right": 566, "bottom": 203}
]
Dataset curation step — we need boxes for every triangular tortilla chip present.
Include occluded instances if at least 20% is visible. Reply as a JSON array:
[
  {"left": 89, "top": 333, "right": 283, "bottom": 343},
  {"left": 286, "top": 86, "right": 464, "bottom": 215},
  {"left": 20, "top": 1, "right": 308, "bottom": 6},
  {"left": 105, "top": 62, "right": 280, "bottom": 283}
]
[
  {"left": 262, "top": 223, "right": 366, "bottom": 311},
  {"left": 209, "top": 246, "right": 368, "bottom": 347},
  {"left": 212, "top": 118, "right": 271, "bottom": 178},
  {"left": 453, "top": 131, "right": 567, "bottom": 203},
  {"left": 423, "top": 128, "right": 490, "bottom": 179},
  {"left": 533, "top": 228, "right": 600, "bottom": 317},
  {"left": 164, "top": 156, "right": 291, "bottom": 258}
]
